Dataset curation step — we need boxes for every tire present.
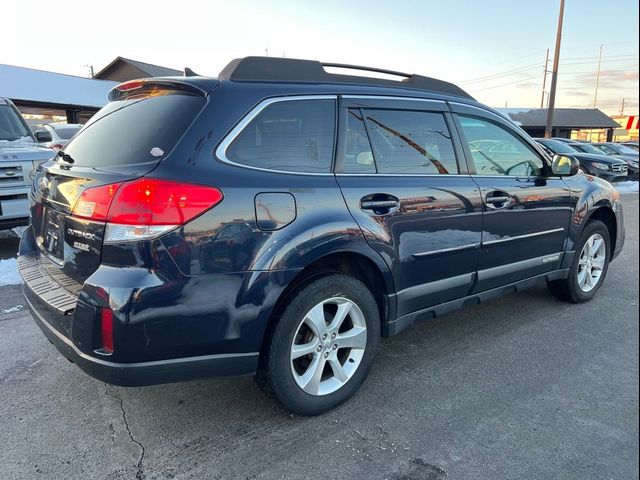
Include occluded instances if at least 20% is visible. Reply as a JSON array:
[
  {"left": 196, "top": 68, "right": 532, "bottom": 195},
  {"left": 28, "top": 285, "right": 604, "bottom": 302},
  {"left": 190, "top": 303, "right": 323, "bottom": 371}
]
[
  {"left": 547, "top": 220, "right": 611, "bottom": 303},
  {"left": 256, "top": 274, "right": 380, "bottom": 415}
]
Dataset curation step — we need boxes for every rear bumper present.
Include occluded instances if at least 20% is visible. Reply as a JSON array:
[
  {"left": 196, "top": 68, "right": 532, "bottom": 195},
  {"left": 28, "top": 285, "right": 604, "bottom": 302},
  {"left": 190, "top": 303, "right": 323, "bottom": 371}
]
[
  {"left": 18, "top": 225, "right": 300, "bottom": 386},
  {"left": 24, "top": 285, "right": 259, "bottom": 386}
]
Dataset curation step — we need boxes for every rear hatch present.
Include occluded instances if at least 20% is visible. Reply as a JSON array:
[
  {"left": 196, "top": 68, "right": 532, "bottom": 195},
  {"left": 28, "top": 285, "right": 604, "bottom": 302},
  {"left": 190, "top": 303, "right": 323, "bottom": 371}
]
[{"left": 30, "top": 80, "right": 209, "bottom": 285}]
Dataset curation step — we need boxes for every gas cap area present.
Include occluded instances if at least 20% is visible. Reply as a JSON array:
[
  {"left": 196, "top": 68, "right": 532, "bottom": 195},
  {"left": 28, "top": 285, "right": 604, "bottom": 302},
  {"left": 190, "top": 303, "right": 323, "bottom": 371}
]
[{"left": 254, "top": 192, "right": 297, "bottom": 231}]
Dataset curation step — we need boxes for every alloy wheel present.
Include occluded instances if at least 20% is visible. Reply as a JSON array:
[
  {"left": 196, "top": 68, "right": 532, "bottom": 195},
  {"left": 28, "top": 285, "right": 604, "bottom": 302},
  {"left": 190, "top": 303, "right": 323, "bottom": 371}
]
[
  {"left": 577, "top": 233, "right": 606, "bottom": 293},
  {"left": 290, "top": 297, "right": 367, "bottom": 396}
]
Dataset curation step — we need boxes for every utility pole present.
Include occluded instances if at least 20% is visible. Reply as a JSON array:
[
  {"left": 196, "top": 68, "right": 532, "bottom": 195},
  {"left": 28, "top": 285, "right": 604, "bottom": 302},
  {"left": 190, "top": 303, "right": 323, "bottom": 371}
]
[
  {"left": 621, "top": 97, "right": 626, "bottom": 115},
  {"left": 541, "top": 48, "right": 550, "bottom": 108},
  {"left": 593, "top": 44, "right": 603, "bottom": 108},
  {"left": 545, "top": 0, "right": 565, "bottom": 139}
]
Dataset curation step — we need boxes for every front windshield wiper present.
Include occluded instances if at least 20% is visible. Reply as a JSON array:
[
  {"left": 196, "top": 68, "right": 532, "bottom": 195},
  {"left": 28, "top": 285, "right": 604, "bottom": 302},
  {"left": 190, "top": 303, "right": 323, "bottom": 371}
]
[{"left": 55, "top": 150, "right": 75, "bottom": 164}]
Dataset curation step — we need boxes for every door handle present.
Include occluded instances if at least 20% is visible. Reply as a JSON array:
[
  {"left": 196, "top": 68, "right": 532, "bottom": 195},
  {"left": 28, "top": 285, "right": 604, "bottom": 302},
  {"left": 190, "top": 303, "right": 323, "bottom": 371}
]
[
  {"left": 360, "top": 194, "right": 400, "bottom": 214},
  {"left": 485, "top": 191, "right": 512, "bottom": 209}
]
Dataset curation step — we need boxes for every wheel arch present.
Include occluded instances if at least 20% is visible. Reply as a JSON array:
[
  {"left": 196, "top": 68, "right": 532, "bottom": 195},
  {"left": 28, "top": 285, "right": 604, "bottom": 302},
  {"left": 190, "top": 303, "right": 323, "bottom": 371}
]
[
  {"left": 258, "top": 248, "right": 395, "bottom": 361},
  {"left": 584, "top": 204, "right": 618, "bottom": 259}
]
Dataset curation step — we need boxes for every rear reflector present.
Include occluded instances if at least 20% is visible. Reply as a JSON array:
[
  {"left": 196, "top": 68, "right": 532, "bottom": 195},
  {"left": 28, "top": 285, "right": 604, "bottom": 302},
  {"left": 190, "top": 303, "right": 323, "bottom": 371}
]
[
  {"left": 71, "top": 178, "right": 223, "bottom": 243},
  {"left": 100, "top": 308, "right": 114, "bottom": 354}
]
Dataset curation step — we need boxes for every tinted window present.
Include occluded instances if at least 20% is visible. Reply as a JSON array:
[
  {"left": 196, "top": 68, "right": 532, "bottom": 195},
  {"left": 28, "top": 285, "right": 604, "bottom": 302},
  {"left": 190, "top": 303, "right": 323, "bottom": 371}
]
[
  {"left": 363, "top": 110, "right": 458, "bottom": 174},
  {"left": 64, "top": 92, "right": 205, "bottom": 167},
  {"left": 342, "top": 110, "right": 376, "bottom": 173},
  {"left": 459, "top": 116, "right": 544, "bottom": 176},
  {"left": 226, "top": 99, "right": 335, "bottom": 173}
]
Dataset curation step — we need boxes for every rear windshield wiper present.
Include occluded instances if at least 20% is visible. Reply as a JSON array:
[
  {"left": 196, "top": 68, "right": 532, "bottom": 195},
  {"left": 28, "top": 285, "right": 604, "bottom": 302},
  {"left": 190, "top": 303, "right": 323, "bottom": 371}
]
[{"left": 55, "top": 150, "right": 75, "bottom": 164}]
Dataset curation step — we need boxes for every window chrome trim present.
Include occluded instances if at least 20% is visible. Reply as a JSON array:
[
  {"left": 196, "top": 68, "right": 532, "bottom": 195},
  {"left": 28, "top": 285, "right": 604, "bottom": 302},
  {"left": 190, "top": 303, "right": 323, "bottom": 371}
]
[
  {"left": 342, "top": 95, "right": 446, "bottom": 104},
  {"left": 412, "top": 243, "right": 480, "bottom": 258},
  {"left": 215, "top": 95, "right": 338, "bottom": 176},
  {"left": 482, "top": 228, "right": 565, "bottom": 246},
  {"left": 335, "top": 173, "right": 472, "bottom": 177}
]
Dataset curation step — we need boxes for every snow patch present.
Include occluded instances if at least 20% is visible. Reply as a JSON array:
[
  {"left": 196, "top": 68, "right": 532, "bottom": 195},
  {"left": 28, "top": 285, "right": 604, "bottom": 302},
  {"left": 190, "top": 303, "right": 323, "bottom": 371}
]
[
  {"left": 0, "top": 258, "right": 22, "bottom": 286},
  {"left": 615, "top": 181, "right": 639, "bottom": 194}
]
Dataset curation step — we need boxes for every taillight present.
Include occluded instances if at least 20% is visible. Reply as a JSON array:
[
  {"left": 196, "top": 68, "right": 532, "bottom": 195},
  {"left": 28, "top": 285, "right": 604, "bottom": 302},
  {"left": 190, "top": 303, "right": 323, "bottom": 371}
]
[
  {"left": 73, "top": 182, "right": 122, "bottom": 221},
  {"left": 71, "top": 179, "right": 223, "bottom": 243},
  {"left": 100, "top": 308, "right": 114, "bottom": 354}
]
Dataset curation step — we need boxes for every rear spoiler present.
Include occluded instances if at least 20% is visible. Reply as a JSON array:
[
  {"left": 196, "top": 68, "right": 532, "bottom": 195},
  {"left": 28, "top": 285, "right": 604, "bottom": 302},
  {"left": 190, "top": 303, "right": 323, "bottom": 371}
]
[{"left": 108, "top": 78, "right": 208, "bottom": 101}]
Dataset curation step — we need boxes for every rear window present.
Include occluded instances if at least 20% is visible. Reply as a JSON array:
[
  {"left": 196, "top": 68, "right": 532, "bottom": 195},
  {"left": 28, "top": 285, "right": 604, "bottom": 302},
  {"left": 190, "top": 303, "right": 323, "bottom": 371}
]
[
  {"left": 63, "top": 92, "right": 205, "bottom": 167},
  {"left": 225, "top": 99, "right": 335, "bottom": 173}
]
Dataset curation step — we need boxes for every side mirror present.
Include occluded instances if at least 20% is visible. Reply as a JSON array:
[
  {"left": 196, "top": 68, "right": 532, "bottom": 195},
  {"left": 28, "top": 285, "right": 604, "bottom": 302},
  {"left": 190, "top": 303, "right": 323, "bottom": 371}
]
[
  {"left": 551, "top": 154, "right": 579, "bottom": 176},
  {"left": 35, "top": 130, "right": 53, "bottom": 143}
]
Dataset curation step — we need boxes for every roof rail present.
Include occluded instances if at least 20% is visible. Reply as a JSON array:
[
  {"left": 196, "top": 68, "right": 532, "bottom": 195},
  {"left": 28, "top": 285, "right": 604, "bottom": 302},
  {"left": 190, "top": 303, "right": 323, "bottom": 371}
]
[{"left": 218, "top": 57, "right": 473, "bottom": 100}]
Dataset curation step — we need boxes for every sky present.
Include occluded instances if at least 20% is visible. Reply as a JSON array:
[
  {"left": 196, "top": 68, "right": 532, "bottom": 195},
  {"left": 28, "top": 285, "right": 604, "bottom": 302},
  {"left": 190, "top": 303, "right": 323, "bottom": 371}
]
[{"left": 3, "top": 0, "right": 639, "bottom": 115}]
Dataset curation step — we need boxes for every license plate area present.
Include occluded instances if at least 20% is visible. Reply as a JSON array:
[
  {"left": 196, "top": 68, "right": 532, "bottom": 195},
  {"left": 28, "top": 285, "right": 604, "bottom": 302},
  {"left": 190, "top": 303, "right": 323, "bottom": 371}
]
[{"left": 40, "top": 208, "right": 65, "bottom": 261}]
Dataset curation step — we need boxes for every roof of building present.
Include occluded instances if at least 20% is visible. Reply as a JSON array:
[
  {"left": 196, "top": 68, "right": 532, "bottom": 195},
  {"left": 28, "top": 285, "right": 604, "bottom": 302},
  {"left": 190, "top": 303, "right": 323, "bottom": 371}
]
[
  {"left": 0, "top": 64, "right": 117, "bottom": 108},
  {"left": 95, "top": 57, "right": 183, "bottom": 79},
  {"left": 499, "top": 108, "right": 620, "bottom": 129}
]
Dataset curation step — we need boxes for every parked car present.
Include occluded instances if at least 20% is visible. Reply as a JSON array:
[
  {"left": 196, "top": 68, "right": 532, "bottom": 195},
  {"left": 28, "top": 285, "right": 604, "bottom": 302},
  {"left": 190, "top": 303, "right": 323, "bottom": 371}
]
[
  {"left": 35, "top": 123, "right": 83, "bottom": 151},
  {"left": 620, "top": 141, "right": 638, "bottom": 152},
  {"left": 0, "top": 97, "right": 54, "bottom": 229},
  {"left": 591, "top": 142, "right": 639, "bottom": 180},
  {"left": 550, "top": 137, "right": 576, "bottom": 143},
  {"left": 535, "top": 138, "right": 628, "bottom": 182},
  {"left": 19, "top": 57, "right": 625, "bottom": 415}
]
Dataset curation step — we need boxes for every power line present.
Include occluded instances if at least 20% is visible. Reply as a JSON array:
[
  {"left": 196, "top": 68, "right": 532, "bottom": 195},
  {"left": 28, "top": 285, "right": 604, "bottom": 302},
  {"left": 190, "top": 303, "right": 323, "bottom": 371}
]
[
  {"left": 461, "top": 63, "right": 541, "bottom": 84},
  {"left": 463, "top": 52, "right": 638, "bottom": 85},
  {"left": 467, "top": 75, "right": 541, "bottom": 92}
]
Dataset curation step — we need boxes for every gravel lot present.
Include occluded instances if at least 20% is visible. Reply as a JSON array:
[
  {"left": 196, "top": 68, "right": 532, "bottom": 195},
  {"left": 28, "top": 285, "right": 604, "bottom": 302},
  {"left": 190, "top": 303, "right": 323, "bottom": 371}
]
[{"left": 1, "top": 196, "right": 638, "bottom": 480}]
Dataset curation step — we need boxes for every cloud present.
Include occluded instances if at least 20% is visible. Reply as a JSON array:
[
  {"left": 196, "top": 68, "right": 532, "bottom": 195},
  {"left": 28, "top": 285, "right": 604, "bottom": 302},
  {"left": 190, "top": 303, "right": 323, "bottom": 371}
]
[
  {"left": 568, "top": 69, "right": 639, "bottom": 88},
  {"left": 561, "top": 89, "right": 591, "bottom": 96}
]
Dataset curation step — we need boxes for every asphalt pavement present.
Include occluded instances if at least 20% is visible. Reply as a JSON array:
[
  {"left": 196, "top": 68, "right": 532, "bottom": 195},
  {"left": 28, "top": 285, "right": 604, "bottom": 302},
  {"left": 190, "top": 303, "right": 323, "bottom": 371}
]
[{"left": 1, "top": 196, "right": 638, "bottom": 480}]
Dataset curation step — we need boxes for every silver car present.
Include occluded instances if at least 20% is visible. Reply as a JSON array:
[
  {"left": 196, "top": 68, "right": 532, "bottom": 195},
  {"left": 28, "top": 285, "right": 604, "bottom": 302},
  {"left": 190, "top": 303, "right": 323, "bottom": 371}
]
[
  {"left": 0, "top": 98, "right": 53, "bottom": 229},
  {"left": 34, "top": 123, "right": 83, "bottom": 151}
]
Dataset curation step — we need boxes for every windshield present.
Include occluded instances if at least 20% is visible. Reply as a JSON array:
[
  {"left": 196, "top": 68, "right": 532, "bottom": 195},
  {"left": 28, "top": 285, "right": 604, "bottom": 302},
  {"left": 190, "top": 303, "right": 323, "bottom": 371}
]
[
  {"left": 63, "top": 91, "right": 205, "bottom": 167},
  {"left": 537, "top": 139, "right": 577, "bottom": 154},
  {"left": 0, "top": 105, "right": 32, "bottom": 142},
  {"left": 594, "top": 144, "right": 617, "bottom": 155},
  {"left": 609, "top": 144, "right": 638, "bottom": 155},
  {"left": 571, "top": 143, "right": 601, "bottom": 154},
  {"left": 53, "top": 126, "right": 82, "bottom": 140}
]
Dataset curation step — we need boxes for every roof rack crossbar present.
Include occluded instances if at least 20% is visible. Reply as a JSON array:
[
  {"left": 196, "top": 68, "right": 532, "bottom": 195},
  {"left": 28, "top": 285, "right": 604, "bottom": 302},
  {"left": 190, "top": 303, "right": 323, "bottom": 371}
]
[{"left": 218, "top": 57, "right": 473, "bottom": 100}]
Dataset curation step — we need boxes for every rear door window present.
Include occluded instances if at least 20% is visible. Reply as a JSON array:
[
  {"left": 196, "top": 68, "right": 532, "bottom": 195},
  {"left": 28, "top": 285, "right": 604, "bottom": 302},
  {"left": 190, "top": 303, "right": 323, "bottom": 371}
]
[
  {"left": 225, "top": 99, "right": 336, "bottom": 173},
  {"left": 362, "top": 110, "right": 458, "bottom": 175},
  {"left": 63, "top": 92, "right": 205, "bottom": 167}
]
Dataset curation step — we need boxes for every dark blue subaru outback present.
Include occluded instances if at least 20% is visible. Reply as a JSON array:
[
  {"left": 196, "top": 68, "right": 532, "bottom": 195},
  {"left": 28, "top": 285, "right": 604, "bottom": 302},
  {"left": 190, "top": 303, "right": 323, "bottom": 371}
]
[{"left": 19, "top": 57, "right": 625, "bottom": 415}]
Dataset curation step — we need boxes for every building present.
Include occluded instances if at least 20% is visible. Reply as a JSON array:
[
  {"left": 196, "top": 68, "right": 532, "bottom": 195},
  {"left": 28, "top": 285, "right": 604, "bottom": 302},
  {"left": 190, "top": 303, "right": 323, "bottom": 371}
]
[
  {"left": 94, "top": 57, "right": 183, "bottom": 82},
  {"left": 610, "top": 115, "right": 639, "bottom": 142},
  {"left": 0, "top": 57, "right": 183, "bottom": 129},
  {"left": 0, "top": 63, "right": 117, "bottom": 128},
  {"left": 499, "top": 108, "right": 620, "bottom": 141}
]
